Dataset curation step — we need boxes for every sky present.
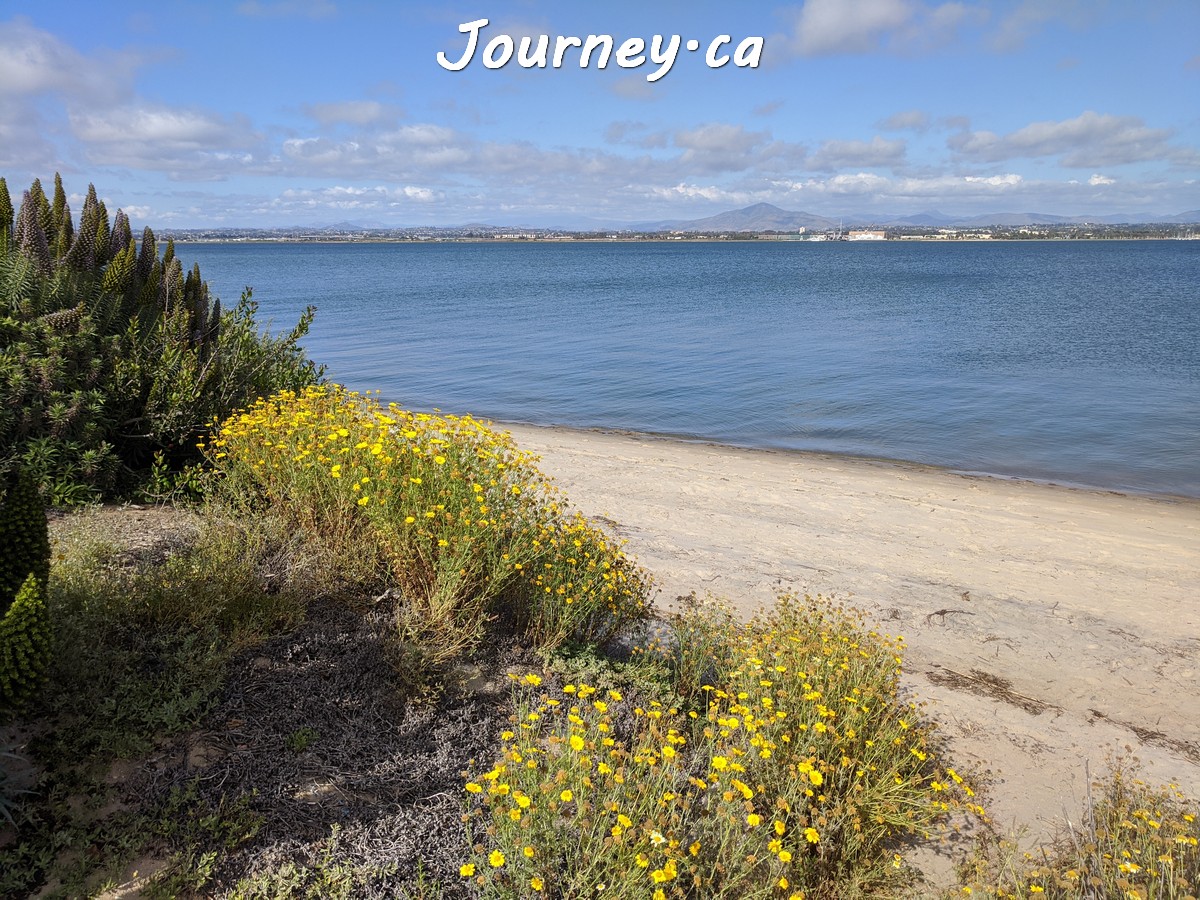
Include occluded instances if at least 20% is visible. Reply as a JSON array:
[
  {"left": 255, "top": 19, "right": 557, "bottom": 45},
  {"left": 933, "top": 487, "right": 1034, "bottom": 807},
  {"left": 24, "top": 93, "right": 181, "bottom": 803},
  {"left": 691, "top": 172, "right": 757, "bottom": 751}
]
[{"left": 2, "top": 0, "right": 1198, "bottom": 228}]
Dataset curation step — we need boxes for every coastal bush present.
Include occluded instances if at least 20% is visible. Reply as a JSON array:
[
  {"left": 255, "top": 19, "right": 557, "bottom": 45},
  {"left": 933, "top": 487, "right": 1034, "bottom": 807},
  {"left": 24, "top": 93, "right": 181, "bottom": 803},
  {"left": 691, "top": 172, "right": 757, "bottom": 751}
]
[
  {"left": 0, "top": 173, "right": 323, "bottom": 501},
  {"left": 0, "top": 466, "right": 51, "bottom": 615},
  {"left": 0, "top": 573, "right": 52, "bottom": 711},
  {"left": 206, "top": 384, "right": 651, "bottom": 670},
  {"left": 463, "top": 593, "right": 977, "bottom": 899},
  {"left": 955, "top": 757, "right": 1199, "bottom": 899},
  {"left": 0, "top": 466, "right": 52, "bottom": 711}
]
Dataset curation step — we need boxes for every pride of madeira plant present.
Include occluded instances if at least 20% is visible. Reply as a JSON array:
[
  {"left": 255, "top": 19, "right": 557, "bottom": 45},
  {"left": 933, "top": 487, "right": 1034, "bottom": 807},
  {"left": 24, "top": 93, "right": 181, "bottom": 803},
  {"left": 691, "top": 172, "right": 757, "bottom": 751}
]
[
  {"left": 0, "top": 466, "right": 51, "bottom": 711},
  {"left": 0, "top": 173, "right": 323, "bottom": 502}
]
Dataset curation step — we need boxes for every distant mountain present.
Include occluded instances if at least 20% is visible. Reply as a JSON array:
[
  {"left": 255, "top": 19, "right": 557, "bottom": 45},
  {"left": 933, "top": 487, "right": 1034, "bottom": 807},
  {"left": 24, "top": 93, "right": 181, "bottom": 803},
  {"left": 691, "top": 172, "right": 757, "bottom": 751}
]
[
  {"left": 878, "top": 211, "right": 958, "bottom": 227},
  {"left": 635, "top": 202, "right": 839, "bottom": 232},
  {"left": 1158, "top": 210, "right": 1200, "bottom": 224}
]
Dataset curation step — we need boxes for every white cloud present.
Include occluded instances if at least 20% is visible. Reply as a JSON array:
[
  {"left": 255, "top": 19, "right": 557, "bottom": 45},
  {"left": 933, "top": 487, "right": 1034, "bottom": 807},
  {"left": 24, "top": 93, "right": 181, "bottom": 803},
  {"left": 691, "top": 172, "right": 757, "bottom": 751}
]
[
  {"left": 71, "top": 105, "right": 251, "bottom": 148},
  {"left": 788, "top": 0, "right": 913, "bottom": 55},
  {"left": 949, "top": 111, "right": 1188, "bottom": 167},
  {"left": 879, "top": 109, "right": 931, "bottom": 132},
  {"left": 809, "top": 136, "right": 906, "bottom": 170},
  {"left": 651, "top": 183, "right": 740, "bottom": 203},
  {"left": 1089, "top": 173, "right": 1115, "bottom": 186},
  {"left": 990, "top": 0, "right": 1093, "bottom": 52},
  {"left": 674, "top": 123, "right": 773, "bottom": 173},
  {"left": 963, "top": 173, "right": 1023, "bottom": 186},
  {"left": 774, "top": 0, "right": 977, "bottom": 58},
  {"left": 303, "top": 100, "right": 401, "bottom": 127},
  {"left": 0, "top": 17, "right": 138, "bottom": 105}
]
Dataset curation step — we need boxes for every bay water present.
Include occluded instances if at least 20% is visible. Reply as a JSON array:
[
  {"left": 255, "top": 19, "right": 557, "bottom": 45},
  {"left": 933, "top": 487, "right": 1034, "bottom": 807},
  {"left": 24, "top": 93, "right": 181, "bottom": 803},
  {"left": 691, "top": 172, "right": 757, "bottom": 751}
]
[{"left": 177, "top": 240, "right": 1200, "bottom": 497}]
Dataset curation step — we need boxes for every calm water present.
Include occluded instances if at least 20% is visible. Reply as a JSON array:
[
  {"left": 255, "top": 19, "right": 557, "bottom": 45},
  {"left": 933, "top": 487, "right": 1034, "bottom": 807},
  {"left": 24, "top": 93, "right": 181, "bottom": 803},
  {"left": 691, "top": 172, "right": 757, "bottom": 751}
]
[{"left": 177, "top": 240, "right": 1200, "bottom": 497}]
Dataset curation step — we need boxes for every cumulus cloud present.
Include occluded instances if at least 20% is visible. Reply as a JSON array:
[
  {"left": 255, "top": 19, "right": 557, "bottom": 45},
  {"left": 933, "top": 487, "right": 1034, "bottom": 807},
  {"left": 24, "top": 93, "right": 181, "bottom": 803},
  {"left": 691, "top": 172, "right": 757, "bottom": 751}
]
[
  {"left": 303, "top": 100, "right": 402, "bottom": 127},
  {"left": 69, "top": 104, "right": 262, "bottom": 177},
  {"left": 990, "top": 0, "right": 1093, "bottom": 52},
  {"left": 673, "top": 123, "right": 773, "bottom": 173},
  {"left": 809, "top": 136, "right": 906, "bottom": 170},
  {"left": 878, "top": 109, "right": 931, "bottom": 132},
  {"left": 272, "top": 184, "right": 440, "bottom": 213},
  {"left": 948, "top": 110, "right": 1189, "bottom": 167},
  {"left": 604, "top": 121, "right": 669, "bottom": 148},
  {"left": 1089, "top": 173, "right": 1115, "bottom": 186},
  {"left": 650, "top": 183, "right": 745, "bottom": 203},
  {"left": 774, "top": 0, "right": 976, "bottom": 57},
  {"left": 0, "top": 17, "right": 139, "bottom": 105}
]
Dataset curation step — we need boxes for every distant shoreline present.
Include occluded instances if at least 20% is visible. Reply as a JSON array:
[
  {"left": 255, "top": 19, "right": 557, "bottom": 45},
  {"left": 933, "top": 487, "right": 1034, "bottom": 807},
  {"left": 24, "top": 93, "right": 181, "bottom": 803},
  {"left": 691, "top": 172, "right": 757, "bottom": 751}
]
[{"left": 172, "top": 234, "right": 1198, "bottom": 245}]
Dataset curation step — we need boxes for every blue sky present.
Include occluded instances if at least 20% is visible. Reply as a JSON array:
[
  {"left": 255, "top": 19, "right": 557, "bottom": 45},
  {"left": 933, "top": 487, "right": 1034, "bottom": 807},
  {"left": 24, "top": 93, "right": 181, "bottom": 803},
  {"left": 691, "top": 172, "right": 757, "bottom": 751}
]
[{"left": 2, "top": 0, "right": 1198, "bottom": 227}]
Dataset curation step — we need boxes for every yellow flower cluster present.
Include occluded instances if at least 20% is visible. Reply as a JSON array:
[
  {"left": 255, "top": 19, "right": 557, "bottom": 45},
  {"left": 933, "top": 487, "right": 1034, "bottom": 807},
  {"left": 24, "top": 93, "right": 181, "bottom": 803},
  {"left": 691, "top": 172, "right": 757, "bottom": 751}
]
[
  {"left": 463, "top": 593, "right": 979, "bottom": 897},
  {"left": 205, "top": 384, "right": 651, "bottom": 661}
]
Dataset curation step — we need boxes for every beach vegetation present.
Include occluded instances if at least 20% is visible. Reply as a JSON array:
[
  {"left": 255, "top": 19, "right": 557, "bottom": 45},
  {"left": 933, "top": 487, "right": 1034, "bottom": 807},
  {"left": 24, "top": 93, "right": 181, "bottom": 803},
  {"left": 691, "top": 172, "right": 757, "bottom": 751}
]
[
  {"left": 954, "top": 757, "right": 1199, "bottom": 899},
  {"left": 204, "top": 383, "right": 652, "bottom": 683},
  {"left": 0, "top": 173, "right": 323, "bottom": 503},
  {"left": 463, "top": 593, "right": 979, "bottom": 899}
]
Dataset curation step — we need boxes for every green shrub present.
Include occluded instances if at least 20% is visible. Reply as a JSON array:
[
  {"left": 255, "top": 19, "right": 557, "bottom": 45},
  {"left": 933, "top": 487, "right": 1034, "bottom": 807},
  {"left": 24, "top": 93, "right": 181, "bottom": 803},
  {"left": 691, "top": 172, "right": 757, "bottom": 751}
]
[
  {"left": 0, "top": 465, "right": 51, "bottom": 710},
  {"left": 1, "top": 173, "right": 324, "bottom": 501},
  {"left": 0, "top": 572, "right": 51, "bottom": 711},
  {"left": 0, "top": 466, "right": 50, "bottom": 614}
]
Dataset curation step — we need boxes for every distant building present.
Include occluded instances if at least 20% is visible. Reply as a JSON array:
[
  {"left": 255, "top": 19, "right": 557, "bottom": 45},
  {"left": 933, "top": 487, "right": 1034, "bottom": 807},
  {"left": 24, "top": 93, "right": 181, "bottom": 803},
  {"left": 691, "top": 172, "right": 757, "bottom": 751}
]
[{"left": 847, "top": 229, "right": 887, "bottom": 241}]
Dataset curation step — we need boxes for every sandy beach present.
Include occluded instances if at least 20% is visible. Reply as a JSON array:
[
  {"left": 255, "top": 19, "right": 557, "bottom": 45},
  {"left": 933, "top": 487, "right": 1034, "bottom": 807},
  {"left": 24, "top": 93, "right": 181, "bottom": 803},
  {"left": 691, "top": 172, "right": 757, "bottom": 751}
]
[{"left": 501, "top": 422, "right": 1200, "bottom": 862}]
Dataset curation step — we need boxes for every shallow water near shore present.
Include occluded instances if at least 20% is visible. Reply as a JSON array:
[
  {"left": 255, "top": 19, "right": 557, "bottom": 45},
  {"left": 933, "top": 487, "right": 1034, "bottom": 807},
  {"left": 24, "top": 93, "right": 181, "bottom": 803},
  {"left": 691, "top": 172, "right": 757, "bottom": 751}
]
[{"left": 178, "top": 239, "right": 1200, "bottom": 497}]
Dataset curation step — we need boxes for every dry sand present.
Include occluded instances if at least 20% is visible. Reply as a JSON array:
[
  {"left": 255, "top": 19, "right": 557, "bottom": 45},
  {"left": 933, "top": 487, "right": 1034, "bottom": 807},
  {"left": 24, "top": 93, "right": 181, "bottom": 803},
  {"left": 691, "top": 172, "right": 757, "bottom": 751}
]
[{"left": 501, "top": 422, "right": 1200, "bottom": 861}]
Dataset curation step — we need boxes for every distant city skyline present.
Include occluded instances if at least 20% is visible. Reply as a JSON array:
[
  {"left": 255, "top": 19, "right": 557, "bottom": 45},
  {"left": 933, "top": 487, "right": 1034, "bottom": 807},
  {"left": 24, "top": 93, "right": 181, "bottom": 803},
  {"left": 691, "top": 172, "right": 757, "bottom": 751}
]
[{"left": 3, "top": 2, "right": 1198, "bottom": 227}]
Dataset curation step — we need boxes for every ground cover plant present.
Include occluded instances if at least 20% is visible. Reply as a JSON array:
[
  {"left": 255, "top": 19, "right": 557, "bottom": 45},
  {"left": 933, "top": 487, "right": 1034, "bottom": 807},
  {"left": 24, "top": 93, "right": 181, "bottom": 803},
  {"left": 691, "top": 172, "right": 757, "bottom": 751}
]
[
  {"left": 204, "top": 384, "right": 652, "bottom": 682},
  {"left": 462, "top": 594, "right": 982, "bottom": 899},
  {"left": 954, "top": 758, "right": 1199, "bottom": 899},
  {"left": 0, "top": 505, "right": 319, "bottom": 897}
]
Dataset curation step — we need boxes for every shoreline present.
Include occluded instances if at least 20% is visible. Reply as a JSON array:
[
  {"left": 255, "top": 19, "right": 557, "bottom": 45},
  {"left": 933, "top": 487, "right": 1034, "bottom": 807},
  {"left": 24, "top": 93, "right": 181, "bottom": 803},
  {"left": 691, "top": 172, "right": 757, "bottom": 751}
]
[
  {"left": 495, "top": 416, "right": 1200, "bottom": 504},
  {"left": 495, "top": 418, "right": 1200, "bottom": 868}
]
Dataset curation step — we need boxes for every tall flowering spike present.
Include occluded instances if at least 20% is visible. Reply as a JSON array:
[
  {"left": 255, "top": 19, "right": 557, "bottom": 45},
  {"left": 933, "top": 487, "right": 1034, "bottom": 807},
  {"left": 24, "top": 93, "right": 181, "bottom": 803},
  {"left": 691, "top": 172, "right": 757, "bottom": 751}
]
[
  {"left": 27, "top": 179, "right": 52, "bottom": 243},
  {"left": 185, "top": 264, "right": 211, "bottom": 349},
  {"left": 135, "top": 226, "right": 157, "bottom": 283},
  {"left": 52, "top": 200, "right": 73, "bottom": 260},
  {"left": 77, "top": 185, "right": 99, "bottom": 247},
  {"left": 139, "top": 258, "right": 162, "bottom": 309},
  {"left": 162, "top": 256, "right": 184, "bottom": 313},
  {"left": 109, "top": 209, "right": 132, "bottom": 258},
  {"left": 15, "top": 190, "right": 53, "bottom": 276},
  {"left": 208, "top": 295, "right": 221, "bottom": 346},
  {"left": 94, "top": 200, "right": 111, "bottom": 266},
  {"left": 0, "top": 177, "right": 13, "bottom": 243},
  {"left": 61, "top": 216, "right": 97, "bottom": 272},
  {"left": 50, "top": 172, "right": 73, "bottom": 250},
  {"left": 101, "top": 243, "right": 136, "bottom": 294},
  {"left": 162, "top": 237, "right": 175, "bottom": 269}
]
